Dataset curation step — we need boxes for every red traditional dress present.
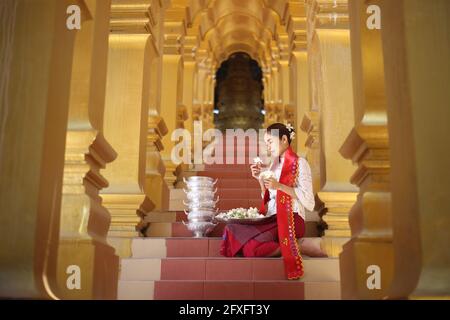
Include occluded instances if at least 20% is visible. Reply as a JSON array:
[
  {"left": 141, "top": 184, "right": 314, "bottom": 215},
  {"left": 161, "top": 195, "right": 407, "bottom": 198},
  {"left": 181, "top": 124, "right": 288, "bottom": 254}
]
[{"left": 220, "top": 147, "right": 315, "bottom": 280}]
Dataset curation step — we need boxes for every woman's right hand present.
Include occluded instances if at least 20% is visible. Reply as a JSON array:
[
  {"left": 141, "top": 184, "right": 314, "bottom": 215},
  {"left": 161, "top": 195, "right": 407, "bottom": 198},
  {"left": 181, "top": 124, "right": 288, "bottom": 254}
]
[{"left": 250, "top": 164, "right": 262, "bottom": 180}]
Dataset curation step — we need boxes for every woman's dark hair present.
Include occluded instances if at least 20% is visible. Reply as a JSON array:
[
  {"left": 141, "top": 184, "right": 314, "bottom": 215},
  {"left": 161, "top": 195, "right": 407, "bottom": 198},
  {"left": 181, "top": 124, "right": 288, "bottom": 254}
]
[{"left": 266, "top": 123, "right": 294, "bottom": 145}]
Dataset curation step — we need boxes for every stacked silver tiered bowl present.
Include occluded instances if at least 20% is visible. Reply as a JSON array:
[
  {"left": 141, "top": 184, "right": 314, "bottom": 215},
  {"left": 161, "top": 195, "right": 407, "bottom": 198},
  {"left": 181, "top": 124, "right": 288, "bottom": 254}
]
[{"left": 183, "top": 176, "right": 219, "bottom": 237}]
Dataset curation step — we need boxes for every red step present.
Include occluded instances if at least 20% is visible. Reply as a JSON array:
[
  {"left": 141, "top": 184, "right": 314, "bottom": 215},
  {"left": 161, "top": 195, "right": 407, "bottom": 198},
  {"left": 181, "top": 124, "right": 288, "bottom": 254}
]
[
  {"left": 219, "top": 150, "right": 261, "bottom": 157},
  {"left": 198, "top": 171, "right": 253, "bottom": 179},
  {"left": 217, "top": 199, "right": 262, "bottom": 210},
  {"left": 216, "top": 178, "right": 260, "bottom": 188},
  {"left": 138, "top": 236, "right": 325, "bottom": 258},
  {"left": 221, "top": 158, "right": 258, "bottom": 165},
  {"left": 175, "top": 211, "right": 186, "bottom": 222},
  {"left": 216, "top": 188, "right": 261, "bottom": 200},
  {"left": 220, "top": 142, "right": 261, "bottom": 148},
  {"left": 204, "top": 156, "right": 260, "bottom": 165},
  {"left": 165, "top": 238, "right": 220, "bottom": 257},
  {"left": 172, "top": 222, "right": 225, "bottom": 237},
  {"left": 150, "top": 221, "right": 318, "bottom": 238},
  {"left": 160, "top": 258, "right": 288, "bottom": 281},
  {"left": 154, "top": 280, "right": 305, "bottom": 300},
  {"left": 204, "top": 164, "right": 251, "bottom": 172}
]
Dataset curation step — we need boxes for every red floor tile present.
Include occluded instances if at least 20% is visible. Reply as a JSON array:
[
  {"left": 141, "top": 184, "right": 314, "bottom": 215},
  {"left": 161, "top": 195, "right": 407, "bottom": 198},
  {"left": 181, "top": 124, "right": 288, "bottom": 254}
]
[
  {"left": 204, "top": 282, "right": 254, "bottom": 300},
  {"left": 172, "top": 222, "right": 194, "bottom": 237},
  {"left": 246, "top": 179, "right": 261, "bottom": 188},
  {"left": 206, "top": 259, "right": 252, "bottom": 280},
  {"left": 247, "top": 188, "right": 263, "bottom": 198},
  {"left": 217, "top": 189, "right": 250, "bottom": 199},
  {"left": 254, "top": 282, "right": 305, "bottom": 300},
  {"left": 175, "top": 211, "right": 186, "bottom": 222},
  {"left": 208, "top": 239, "right": 223, "bottom": 257},
  {"left": 216, "top": 178, "right": 254, "bottom": 188},
  {"left": 252, "top": 259, "right": 286, "bottom": 280},
  {"left": 166, "top": 239, "right": 209, "bottom": 257},
  {"left": 154, "top": 281, "right": 204, "bottom": 300},
  {"left": 204, "top": 164, "right": 250, "bottom": 172},
  {"left": 160, "top": 259, "right": 206, "bottom": 280}
]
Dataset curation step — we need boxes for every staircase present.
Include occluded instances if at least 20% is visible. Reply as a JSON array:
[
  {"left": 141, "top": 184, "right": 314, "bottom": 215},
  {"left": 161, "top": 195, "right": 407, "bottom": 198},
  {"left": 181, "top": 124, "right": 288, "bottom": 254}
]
[{"left": 117, "top": 141, "right": 341, "bottom": 300}]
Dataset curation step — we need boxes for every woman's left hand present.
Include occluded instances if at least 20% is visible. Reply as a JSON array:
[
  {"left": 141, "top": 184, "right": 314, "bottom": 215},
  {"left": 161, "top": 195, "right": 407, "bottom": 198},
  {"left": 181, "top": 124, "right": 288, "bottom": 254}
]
[{"left": 264, "top": 177, "right": 281, "bottom": 190}]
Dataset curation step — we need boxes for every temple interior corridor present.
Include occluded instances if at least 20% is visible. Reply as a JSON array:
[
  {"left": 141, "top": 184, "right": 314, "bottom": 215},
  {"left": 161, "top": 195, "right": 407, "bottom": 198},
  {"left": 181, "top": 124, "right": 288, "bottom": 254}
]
[{"left": 1, "top": 0, "right": 449, "bottom": 300}]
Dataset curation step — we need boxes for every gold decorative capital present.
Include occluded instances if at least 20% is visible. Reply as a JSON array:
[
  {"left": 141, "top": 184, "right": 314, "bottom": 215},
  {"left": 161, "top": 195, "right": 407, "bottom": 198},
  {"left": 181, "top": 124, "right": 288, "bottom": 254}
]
[
  {"left": 110, "top": 0, "right": 156, "bottom": 34},
  {"left": 308, "top": 0, "right": 349, "bottom": 34}
]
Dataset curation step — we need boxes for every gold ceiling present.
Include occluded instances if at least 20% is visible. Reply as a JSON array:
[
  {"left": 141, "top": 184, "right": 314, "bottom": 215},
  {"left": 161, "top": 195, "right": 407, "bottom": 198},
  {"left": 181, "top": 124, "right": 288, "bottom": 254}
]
[{"left": 181, "top": 0, "right": 302, "bottom": 71}]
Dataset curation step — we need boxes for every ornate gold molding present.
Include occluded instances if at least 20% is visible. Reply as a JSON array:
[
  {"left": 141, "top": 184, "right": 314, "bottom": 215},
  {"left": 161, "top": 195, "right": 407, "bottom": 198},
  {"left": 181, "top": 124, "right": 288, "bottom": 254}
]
[
  {"left": 285, "top": 1, "right": 308, "bottom": 52},
  {"left": 308, "top": 0, "right": 349, "bottom": 31}
]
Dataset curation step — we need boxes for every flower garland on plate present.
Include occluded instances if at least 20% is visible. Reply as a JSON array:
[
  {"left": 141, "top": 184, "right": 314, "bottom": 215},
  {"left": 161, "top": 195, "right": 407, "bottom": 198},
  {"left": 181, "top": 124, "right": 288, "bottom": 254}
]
[{"left": 216, "top": 207, "right": 265, "bottom": 220}]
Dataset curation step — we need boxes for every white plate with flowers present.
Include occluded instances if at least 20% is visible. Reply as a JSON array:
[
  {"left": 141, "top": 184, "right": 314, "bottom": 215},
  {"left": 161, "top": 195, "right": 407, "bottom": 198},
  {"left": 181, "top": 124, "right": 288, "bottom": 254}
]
[{"left": 214, "top": 207, "right": 275, "bottom": 225}]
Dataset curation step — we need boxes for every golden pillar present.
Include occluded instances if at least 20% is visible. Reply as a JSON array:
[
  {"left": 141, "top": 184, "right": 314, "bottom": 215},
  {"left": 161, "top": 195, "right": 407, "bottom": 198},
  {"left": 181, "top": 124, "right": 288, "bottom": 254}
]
[
  {"left": 193, "top": 49, "right": 214, "bottom": 132},
  {"left": 193, "top": 50, "right": 207, "bottom": 130},
  {"left": 262, "top": 73, "right": 271, "bottom": 127},
  {"left": 264, "top": 57, "right": 284, "bottom": 128},
  {"left": 263, "top": 64, "right": 273, "bottom": 127},
  {"left": 143, "top": 0, "right": 170, "bottom": 213},
  {"left": 159, "top": 6, "right": 187, "bottom": 188},
  {"left": 286, "top": 0, "right": 309, "bottom": 156},
  {"left": 144, "top": 114, "right": 169, "bottom": 213},
  {"left": 0, "top": 0, "right": 78, "bottom": 298},
  {"left": 308, "top": 0, "right": 358, "bottom": 257},
  {"left": 58, "top": 0, "right": 119, "bottom": 299},
  {"left": 272, "top": 51, "right": 283, "bottom": 126},
  {"left": 380, "top": 0, "right": 450, "bottom": 299},
  {"left": 339, "top": 0, "right": 393, "bottom": 299},
  {"left": 300, "top": 112, "right": 321, "bottom": 195},
  {"left": 101, "top": 0, "right": 157, "bottom": 240},
  {"left": 279, "top": 29, "right": 292, "bottom": 127},
  {"left": 291, "top": 51, "right": 309, "bottom": 157},
  {"left": 182, "top": 34, "right": 198, "bottom": 137},
  {"left": 203, "top": 70, "right": 215, "bottom": 132},
  {"left": 300, "top": 2, "right": 323, "bottom": 200},
  {"left": 280, "top": 58, "right": 294, "bottom": 127}
]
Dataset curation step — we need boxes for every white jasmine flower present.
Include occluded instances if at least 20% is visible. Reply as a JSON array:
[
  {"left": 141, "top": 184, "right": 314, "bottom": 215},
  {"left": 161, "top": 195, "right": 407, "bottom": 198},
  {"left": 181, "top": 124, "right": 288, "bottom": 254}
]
[
  {"left": 219, "top": 207, "right": 265, "bottom": 220},
  {"left": 259, "top": 170, "right": 275, "bottom": 180},
  {"left": 253, "top": 157, "right": 263, "bottom": 165},
  {"left": 286, "top": 123, "right": 294, "bottom": 132}
]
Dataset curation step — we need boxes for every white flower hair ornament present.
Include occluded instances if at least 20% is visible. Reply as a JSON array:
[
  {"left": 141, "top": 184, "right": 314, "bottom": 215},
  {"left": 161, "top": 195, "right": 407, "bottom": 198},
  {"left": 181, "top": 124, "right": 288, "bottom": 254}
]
[{"left": 285, "top": 123, "right": 296, "bottom": 141}]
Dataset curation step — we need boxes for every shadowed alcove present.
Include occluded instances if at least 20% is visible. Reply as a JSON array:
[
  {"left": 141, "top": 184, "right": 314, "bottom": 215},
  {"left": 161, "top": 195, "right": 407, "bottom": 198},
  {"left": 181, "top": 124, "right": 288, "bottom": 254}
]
[{"left": 213, "top": 52, "right": 264, "bottom": 131}]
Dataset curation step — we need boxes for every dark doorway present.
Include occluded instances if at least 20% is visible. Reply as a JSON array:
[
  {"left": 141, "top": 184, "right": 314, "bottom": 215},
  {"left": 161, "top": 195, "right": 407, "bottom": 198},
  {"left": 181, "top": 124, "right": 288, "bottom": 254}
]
[{"left": 213, "top": 52, "right": 264, "bottom": 131}]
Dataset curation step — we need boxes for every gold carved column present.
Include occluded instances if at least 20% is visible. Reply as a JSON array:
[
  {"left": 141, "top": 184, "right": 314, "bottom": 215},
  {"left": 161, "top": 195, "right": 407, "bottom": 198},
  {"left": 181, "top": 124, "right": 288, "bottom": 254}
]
[
  {"left": 58, "top": 0, "right": 119, "bottom": 299},
  {"left": 279, "top": 31, "right": 294, "bottom": 128},
  {"left": 144, "top": 1, "right": 170, "bottom": 212},
  {"left": 268, "top": 47, "right": 284, "bottom": 127},
  {"left": 101, "top": 0, "right": 157, "bottom": 242},
  {"left": 203, "top": 67, "right": 215, "bottom": 132},
  {"left": 182, "top": 34, "right": 198, "bottom": 138},
  {"left": 159, "top": 5, "right": 187, "bottom": 187},
  {"left": 300, "top": 112, "right": 321, "bottom": 195},
  {"left": 144, "top": 114, "right": 169, "bottom": 213},
  {"left": 307, "top": 0, "right": 358, "bottom": 257},
  {"left": 286, "top": 1, "right": 309, "bottom": 156},
  {"left": 380, "top": 0, "right": 450, "bottom": 299},
  {"left": 193, "top": 49, "right": 215, "bottom": 134},
  {"left": 339, "top": 0, "right": 393, "bottom": 299},
  {"left": 0, "top": 0, "right": 78, "bottom": 298}
]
